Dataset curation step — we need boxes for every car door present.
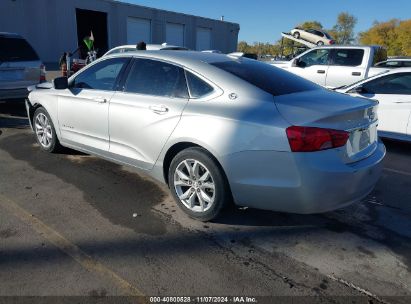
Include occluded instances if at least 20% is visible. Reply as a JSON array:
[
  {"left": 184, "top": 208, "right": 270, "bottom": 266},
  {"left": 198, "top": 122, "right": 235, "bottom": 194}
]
[
  {"left": 311, "top": 30, "right": 324, "bottom": 44},
  {"left": 108, "top": 58, "right": 189, "bottom": 170},
  {"left": 326, "top": 49, "right": 366, "bottom": 88},
  {"left": 351, "top": 72, "right": 411, "bottom": 136},
  {"left": 291, "top": 49, "right": 330, "bottom": 86},
  {"left": 57, "top": 57, "right": 129, "bottom": 151},
  {"left": 306, "top": 30, "right": 320, "bottom": 44}
]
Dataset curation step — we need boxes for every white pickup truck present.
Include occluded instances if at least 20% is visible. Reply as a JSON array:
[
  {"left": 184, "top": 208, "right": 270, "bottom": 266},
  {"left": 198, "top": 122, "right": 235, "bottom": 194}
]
[{"left": 271, "top": 45, "right": 388, "bottom": 88}]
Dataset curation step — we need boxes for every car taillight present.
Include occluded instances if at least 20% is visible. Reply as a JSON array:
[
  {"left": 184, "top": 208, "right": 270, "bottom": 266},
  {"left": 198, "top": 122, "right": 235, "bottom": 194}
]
[
  {"left": 40, "top": 64, "right": 46, "bottom": 82},
  {"left": 330, "top": 40, "right": 335, "bottom": 44},
  {"left": 286, "top": 126, "right": 349, "bottom": 152}
]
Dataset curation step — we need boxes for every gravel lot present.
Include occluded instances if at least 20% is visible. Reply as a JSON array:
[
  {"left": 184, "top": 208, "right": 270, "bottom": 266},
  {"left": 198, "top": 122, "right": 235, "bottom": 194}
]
[{"left": 0, "top": 100, "right": 410, "bottom": 303}]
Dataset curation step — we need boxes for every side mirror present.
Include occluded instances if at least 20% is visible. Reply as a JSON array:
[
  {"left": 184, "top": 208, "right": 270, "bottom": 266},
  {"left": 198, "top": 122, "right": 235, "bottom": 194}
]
[
  {"left": 53, "top": 76, "right": 68, "bottom": 90},
  {"left": 349, "top": 85, "right": 366, "bottom": 94},
  {"left": 293, "top": 58, "right": 305, "bottom": 68},
  {"left": 292, "top": 58, "right": 299, "bottom": 67}
]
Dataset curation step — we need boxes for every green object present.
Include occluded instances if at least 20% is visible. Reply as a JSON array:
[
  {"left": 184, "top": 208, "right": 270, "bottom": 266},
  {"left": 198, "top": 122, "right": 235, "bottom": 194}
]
[{"left": 83, "top": 31, "right": 94, "bottom": 51}]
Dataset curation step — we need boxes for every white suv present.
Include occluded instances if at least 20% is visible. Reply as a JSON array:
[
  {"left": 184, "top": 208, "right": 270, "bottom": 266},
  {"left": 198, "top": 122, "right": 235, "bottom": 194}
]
[{"left": 0, "top": 32, "right": 46, "bottom": 100}]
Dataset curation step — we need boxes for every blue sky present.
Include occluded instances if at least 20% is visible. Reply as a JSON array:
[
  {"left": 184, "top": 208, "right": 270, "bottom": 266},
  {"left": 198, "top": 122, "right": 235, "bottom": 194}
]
[{"left": 119, "top": 0, "right": 411, "bottom": 43}]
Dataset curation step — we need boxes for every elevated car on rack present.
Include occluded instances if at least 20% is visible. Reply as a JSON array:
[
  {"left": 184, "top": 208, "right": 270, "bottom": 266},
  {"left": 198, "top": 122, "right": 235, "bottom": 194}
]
[{"left": 290, "top": 28, "right": 335, "bottom": 46}]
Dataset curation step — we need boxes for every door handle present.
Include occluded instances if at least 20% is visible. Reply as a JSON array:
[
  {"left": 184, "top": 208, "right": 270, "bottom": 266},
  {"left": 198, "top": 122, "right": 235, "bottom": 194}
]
[
  {"left": 317, "top": 70, "right": 325, "bottom": 74},
  {"left": 352, "top": 72, "right": 361, "bottom": 76},
  {"left": 94, "top": 97, "right": 107, "bottom": 103},
  {"left": 149, "top": 105, "right": 169, "bottom": 114}
]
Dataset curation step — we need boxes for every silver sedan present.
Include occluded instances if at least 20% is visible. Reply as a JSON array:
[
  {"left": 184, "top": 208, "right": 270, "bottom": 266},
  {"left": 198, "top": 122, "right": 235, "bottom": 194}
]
[{"left": 26, "top": 51, "right": 385, "bottom": 221}]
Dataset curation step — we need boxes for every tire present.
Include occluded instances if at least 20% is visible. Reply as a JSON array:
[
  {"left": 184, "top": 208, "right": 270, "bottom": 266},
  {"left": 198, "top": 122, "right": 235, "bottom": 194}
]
[
  {"left": 168, "top": 147, "right": 231, "bottom": 221},
  {"left": 33, "top": 107, "right": 62, "bottom": 153},
  {"left": 293, "top": 32, "right": 300, "bottom": 39},
  {"left": 317, "top": 41, "right": 324, "bottom": 46}
]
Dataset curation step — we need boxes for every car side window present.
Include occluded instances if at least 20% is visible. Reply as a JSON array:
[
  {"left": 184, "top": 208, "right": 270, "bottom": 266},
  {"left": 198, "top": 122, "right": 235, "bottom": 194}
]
[
  {"left": 124, "top": 58, "right": 189, "bottom": 98},
  {"left": 298, "top": 49, "right": 330, "bottom": 67},
  {"left": 71, "top": 58, "right": 128, "bottom": 91},
  {"left": 185, "top": 71, "right": 214, "bottom": 98},
  {"left": 362, "top": 73, "right": 411, "bottom": 95},
  {"left": 403, "top": 61, "right": 411, "bottom": 67},
  {"left": 331, "top": 49, "right": 364, "bottom": 67},
  {"left": 314, "top": 30, "right": 324, "bottom": 37}
]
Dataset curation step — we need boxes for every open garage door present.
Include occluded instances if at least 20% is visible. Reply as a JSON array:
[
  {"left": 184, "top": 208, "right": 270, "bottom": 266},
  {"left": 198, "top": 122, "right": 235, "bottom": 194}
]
[
  {"left": 196, "top": 27, "right": 211, "bottom": 51},
  {"left": 127, "top": 17, "right": 151, "bottom": 44},
  {"left": 166, "top": 23, "right": 184, "bottom": 46},
  {"left": 76, "top": 9, "right": 108, "bottom": 58}
]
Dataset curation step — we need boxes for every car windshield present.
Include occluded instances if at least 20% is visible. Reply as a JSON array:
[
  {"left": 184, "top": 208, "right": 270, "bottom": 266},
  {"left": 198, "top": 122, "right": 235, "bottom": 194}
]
[
  {"left": 0, "top": 37, "right": 39, "bottom": 62},
  {"left": 211, "top": 59, "right": 320, "bottom": 96}
]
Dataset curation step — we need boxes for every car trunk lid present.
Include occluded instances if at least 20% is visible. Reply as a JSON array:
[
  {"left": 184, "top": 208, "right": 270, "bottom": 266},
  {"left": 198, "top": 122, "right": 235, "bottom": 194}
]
[{"left": 274, "top": 89, "right": 379, "bottom": 163}]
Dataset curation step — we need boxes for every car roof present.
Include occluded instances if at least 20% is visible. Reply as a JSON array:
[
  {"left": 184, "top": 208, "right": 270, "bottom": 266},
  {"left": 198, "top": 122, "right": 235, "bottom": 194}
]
[
  {"left": 0, "top": 32, "right": 23, "bottom": 39},
  {"left": 108, "top": 44, "right": 187, "bottom": 51},
  {"left": 310, "top": 45, "right": 380, "bottom": 49},
  {"left": 366, "top": 67, "right": 411, "bottom": 78},
  {"left": 294, "top": 28, "right": 326, "bottom": 33},
  {"left": 384, "top": 58, "right": 411, "bottom": 61},
  {"left": 381, "top": 67, "right": 411, "bottom": 73},
  {"left": 105, "top": 50, "right": 234, "bottom": 66}
]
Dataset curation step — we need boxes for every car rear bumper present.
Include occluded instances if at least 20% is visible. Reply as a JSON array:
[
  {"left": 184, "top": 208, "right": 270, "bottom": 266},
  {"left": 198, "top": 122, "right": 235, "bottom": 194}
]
[
  {"left": 223, "top": 141, "right": 386, "bottom": 214},
  {"left": 0, "top": 88, "right": 29, "bottom": 100}
]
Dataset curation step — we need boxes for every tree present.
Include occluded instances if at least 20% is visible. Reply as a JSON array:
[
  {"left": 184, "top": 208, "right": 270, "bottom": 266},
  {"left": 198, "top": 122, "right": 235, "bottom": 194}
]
[
  {"left": 396, "top": 19, "right": 411, "bottom": 55},
  {"left": 358, "top": 19, "right": 408, "bottom": 56},
  {"left": 297, "top": 21, "right": 323, "bottom": 30},
  {"left": 237, "top": 41, "right": 251, "bottom": 53},
  {"left": 329, "top": 12, "right": 357, "bottom": 44}
]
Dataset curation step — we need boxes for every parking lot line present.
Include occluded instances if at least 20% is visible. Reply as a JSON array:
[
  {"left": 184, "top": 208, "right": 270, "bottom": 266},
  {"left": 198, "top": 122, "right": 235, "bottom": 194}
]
[
  {"left": 0, "top": 193, "right": 146, "bottom": 298},
  {"left": 384, "top": 167, "right": 411, "bottom": 177}
]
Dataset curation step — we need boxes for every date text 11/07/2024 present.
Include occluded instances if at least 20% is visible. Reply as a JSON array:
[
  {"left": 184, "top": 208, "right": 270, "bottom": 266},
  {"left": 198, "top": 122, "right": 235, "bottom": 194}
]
[{"left": 149, "top": 296, "right": 258, "bottom": 303}]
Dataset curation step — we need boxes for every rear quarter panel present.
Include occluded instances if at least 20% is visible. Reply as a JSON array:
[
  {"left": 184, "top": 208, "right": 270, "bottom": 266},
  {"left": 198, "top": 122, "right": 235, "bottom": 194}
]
[{"left": 154, "top": 86, "right": 291, "bottom": 183}]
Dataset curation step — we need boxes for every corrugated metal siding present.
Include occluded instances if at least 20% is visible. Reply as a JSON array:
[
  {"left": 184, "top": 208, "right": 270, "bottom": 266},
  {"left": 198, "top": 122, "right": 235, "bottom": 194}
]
[{"left": 0, "top": 0, "right": 239, "bottom": 64}]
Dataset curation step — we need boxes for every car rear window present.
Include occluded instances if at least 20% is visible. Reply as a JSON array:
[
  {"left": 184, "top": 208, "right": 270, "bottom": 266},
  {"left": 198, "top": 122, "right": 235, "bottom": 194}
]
[
  {"left": 210, "top": 59, "right": 320, "bottom": 96},
  {"left": 0, "top": 37, "right": 39, "bottom": 62}
]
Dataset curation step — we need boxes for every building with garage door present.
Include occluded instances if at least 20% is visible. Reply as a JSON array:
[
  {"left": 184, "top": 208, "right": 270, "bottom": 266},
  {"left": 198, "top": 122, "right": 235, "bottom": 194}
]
[{"left": 0, "top": 0, "right": 240, "bottom": 65}]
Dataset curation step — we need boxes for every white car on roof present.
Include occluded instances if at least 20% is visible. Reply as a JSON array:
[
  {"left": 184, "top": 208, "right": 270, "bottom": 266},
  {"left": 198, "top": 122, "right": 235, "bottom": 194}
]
[
  {"left": 290, "top": 28, "right": 335, "bottom": 46},
  {"left": 103, "top": 43, "right": 188, "bottom": 57},
  {"left": 336, "top": 68, "right": 411, "bottom": 142}
]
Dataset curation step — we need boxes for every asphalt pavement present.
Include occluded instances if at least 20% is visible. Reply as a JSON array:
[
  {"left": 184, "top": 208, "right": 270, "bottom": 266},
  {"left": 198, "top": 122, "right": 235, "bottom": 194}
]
[{"left": 0, "top": 100, "right": 410, "bottom": 304}]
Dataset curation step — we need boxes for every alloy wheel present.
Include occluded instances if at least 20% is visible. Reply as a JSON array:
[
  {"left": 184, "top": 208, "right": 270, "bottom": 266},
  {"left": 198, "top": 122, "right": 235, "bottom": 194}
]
[
  {"left": 34, "top": 113, "right": 53, "bottom": 149},
  {"left": 173, "top": 159, "right": 216, "bottom": 212}
]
